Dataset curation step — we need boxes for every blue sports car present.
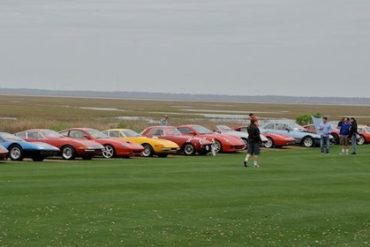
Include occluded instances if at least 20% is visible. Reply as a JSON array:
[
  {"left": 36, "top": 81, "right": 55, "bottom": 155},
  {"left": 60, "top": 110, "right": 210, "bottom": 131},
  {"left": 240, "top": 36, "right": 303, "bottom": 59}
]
[
  {"left": 260, "top": 120, "right": 326, "bottom": 148},
  {"left": 0, "top": 132, "right": 60, "bottom": 161}
]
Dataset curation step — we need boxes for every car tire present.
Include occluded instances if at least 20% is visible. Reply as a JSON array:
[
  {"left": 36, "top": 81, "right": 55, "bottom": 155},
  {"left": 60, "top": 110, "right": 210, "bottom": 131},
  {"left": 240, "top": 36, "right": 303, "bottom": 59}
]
[
  {"left": 142, "top": 143, "right": 154, "bottom": 157},
  {"left": 302, "top": 136, "right": 314, "bottom": 148},
  {"left": 183, "top": 143, "right": 195, "bottom": 156},
  {"left": 9, "top": 144, "right": 24, "bottom": 161},
  {"left": 102, "top": 144, "right": 115, "bottom": 159},
  {"left": 61, "top": 145, "right": 76, "bottom": 160},
  {"left": 213, "top": 140, "right": 222, "bottom": 153},
  {"left": 265, "top": 137, "right": 275, "bottom": 148},
  {"left": 357, "top": 135, "right": 365, "bottom": 145}
]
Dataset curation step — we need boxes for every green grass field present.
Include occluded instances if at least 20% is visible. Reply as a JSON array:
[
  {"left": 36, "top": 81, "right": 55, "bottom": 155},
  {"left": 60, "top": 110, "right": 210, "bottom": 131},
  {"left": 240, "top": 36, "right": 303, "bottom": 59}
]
[{"left": 1, "top": 147, "right": 370, "bottom": 247}]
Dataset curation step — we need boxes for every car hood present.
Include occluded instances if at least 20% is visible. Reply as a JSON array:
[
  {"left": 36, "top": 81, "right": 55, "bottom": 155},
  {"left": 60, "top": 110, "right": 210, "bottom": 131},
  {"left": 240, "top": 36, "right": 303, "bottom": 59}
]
[
  {"left": 265, "top": 133, "right": 295, "bottom": 141},
  {"left": 108, "top": 138, "right": 144, "bottom": 149},
  {"left": 28, "top": 142, "right": 60, "bottom": 151},
  {"left": 201, "top": 133, "right": 245, "bottom": 144},
  {"left": 148, "top": 138, "right": 179, "bottom": 148},
  {"left": 72, "top": 139, "right": 104, "bottom": 149}
]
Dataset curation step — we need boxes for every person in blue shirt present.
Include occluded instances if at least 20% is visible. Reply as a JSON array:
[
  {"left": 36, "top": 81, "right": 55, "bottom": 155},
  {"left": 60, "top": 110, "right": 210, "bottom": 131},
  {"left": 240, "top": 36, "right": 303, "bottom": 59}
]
[
  {"left": 339, "top": 117, "right": 351, "bottom": 155},
  {"left": 319, "top": 116, "right": 332, "bottom": 154}
]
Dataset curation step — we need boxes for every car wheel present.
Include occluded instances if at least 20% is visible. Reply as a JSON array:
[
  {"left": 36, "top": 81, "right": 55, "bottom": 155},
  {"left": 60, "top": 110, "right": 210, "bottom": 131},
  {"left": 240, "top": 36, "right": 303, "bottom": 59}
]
[
  {"left": 302, "top": 136, "right": 314, "bottom": 148},
  {"left": 102, "top": 145, "right": 115, "bottom": 159},
  {"left": 9, "top": 145, "right": 24, "bottom": 161},
  {"left": 61, "top": 145, "right": 76, "bottom": 160},
  {"left": 265, "top": 137, "right": 275, "bottom": 148},
  {"left": 32, "top": 155, "right": 45, "bottom": 162},
  {"left": 213, "top": 140, "right": 222, "bottom": 153},
  {"left": 357, "top": 135, "right": 365, "bottom": 145},
  {"left": 142, "top": 144, "right": 154, "bottom": 157},
  {"left": 183, "top": 143, "right": 195, "bottom": 156}
]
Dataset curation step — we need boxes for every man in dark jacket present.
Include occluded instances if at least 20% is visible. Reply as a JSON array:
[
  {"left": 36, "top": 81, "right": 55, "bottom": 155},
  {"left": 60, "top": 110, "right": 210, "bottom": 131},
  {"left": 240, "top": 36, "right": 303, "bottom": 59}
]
[
  {"left": 349, "top": 117, "right": 358, "bottom": 155},
  {"left": 244, "top": 119, "right": 262, "bottom": 168}
]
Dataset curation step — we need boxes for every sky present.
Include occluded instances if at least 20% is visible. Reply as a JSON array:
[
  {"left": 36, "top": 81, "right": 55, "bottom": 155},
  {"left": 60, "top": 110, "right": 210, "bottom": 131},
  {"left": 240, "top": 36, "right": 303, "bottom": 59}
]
[{"left": 0, "top": 0, "right": 369, "bottom": 97}]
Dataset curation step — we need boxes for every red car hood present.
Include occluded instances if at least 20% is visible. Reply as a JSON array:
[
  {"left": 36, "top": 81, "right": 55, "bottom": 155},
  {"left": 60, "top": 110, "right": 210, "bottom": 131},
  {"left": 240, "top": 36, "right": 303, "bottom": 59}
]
[
  {"left": 98, "top": 138, "right": 144, "bottom": 150},
  {"left": 265, "top": 133, "right": 295, "bottom": 141},
  {"left": 200, "top": 133, "right": 244, "bottom": 144},
  {"left": 58, "top": 137, "right": 104, "bottom": 149}
]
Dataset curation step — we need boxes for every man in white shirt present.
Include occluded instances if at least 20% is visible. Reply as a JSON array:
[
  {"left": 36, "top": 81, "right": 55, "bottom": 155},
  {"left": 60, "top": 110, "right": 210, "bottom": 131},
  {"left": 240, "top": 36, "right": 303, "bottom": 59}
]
[{"left": 319, "top": 116, "right": 332, "bottom": 154}]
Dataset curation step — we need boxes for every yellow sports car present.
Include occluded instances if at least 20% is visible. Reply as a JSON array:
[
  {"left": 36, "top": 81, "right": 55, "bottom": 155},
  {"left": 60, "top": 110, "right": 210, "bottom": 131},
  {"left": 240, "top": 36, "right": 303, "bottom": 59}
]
[{"left": 103, "top": 129, "right": 179, "bottom": 157}]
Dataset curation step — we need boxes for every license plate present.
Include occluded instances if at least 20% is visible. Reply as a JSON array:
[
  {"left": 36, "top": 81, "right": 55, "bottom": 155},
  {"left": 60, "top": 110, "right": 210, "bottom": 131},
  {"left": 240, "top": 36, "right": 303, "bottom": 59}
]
[{"left": 206, "top": 146, "right": 209, "bottom": 151}]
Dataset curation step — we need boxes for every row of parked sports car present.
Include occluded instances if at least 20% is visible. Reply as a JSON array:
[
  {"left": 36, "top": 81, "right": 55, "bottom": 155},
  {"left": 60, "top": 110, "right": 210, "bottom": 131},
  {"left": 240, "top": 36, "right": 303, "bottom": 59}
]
[{"left": 2, "top": 120, "right": 367, "bottom": 162}]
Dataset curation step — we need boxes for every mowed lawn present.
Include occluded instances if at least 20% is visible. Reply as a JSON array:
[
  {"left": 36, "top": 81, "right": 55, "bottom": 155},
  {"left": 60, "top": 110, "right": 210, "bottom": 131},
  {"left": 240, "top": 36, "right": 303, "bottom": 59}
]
[{"left": 1, "top": 147, "right": 370, "bottom": 247}]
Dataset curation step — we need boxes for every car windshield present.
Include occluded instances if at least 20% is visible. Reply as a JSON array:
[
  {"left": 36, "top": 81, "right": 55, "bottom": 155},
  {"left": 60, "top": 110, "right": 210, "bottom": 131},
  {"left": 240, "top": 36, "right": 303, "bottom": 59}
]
[
  {"left": 192, "top": 125, "right": 213, "bottom": 134},
  {"left": 165, "top": 127, "right": 182, "bottom": 136},
  {"left": 40, "top": 130, "right": 64, "bottom": 138},
  {"left": 86, "top": 129, "right": 109, "bottom": 139},
  {"left": 122, "top": 129, "right": 140, "bottom": 137},
  {"left": 290, "top": 123, "right": 305, "bottom": 131},
  {"left": 0, "top": 133, "right": 24, "bottom": 142},
  {"left": 365, "top": 127, "right": 370, "bottom": 132}
]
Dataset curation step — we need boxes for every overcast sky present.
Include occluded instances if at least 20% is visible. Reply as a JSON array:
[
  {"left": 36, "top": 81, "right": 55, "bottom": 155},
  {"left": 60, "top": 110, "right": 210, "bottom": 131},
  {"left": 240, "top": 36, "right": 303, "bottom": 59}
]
[{"left": 0, "top": 0, "right": 369, "bottom": 97}]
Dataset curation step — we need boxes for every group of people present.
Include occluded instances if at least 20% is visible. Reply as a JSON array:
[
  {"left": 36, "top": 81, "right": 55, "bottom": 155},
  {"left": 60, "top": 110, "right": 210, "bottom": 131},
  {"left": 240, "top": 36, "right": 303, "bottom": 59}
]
[
  {"left": 319, "top": 116, "right": 358, "bottom": 155},
  {"left": 159, "top": 113, "right": 360, "bottom": 169}
]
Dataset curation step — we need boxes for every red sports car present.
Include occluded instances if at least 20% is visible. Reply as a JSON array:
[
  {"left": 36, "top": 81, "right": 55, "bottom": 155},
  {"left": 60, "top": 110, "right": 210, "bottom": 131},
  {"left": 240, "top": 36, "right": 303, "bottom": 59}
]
[
  {"left": 142, "top": 126, "right": 213, "bottom": 155},
  {"left": 0, "top": 145, "right": 8, "bottom": 161},
  {"left": 15, "top": 129, "right": 104, "bottom": 160},
  {"left": 60, "top": 128, "right": 144, "bottom": 158},
  {"left": 234, "top": 126, "right": 296, "bottom": 148},
  {"left": 357, "top": 126, "right": 370, "bottom": 145},
  {"left": 177, "top": 124, "right": 245, "bottom": 153}
]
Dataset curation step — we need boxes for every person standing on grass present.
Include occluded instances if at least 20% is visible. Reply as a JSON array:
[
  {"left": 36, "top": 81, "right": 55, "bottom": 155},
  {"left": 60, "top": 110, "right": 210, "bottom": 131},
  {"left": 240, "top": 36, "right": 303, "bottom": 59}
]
[
  {"left": 244, "top": 119, "right": 262, "bottom": 168},
  {"left": 349, "top": 117, "right": 358, "bottom": 155},
  {"left": 319, "top": 116, "right": 332, "bottom": 154},
  {"left": 337, "top": 117, "right": 345, "bottom": 128},
  {"left": 339, "top": 117, "right": 351, "bottom": 155},
  {"left": 160, "top": 115, "right": 169, "bottom": 126}
]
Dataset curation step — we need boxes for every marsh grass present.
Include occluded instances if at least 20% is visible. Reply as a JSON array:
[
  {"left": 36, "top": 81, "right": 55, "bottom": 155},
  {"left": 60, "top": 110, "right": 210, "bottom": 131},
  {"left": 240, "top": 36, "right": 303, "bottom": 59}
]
[{"left": 0, "top": 95, "right": 369, "bottom": 133}]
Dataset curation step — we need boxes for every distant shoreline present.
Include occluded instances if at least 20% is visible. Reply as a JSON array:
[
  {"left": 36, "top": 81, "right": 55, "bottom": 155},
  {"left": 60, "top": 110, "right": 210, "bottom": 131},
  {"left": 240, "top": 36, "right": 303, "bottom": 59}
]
[{"left": 1, "top": 88, "right": 370, "bottom": 106}]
